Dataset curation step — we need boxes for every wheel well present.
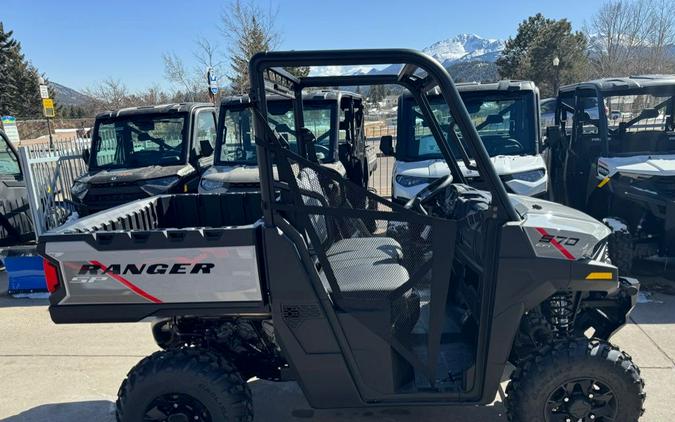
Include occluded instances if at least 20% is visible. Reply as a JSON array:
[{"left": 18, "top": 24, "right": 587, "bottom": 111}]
[{"left": 151, "top": 317, "right": 286, "bottom": 380}]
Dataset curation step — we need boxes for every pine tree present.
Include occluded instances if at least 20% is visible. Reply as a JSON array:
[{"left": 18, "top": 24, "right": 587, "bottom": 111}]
[{"left": 0, "top": 22, "right": 45, "bottom": 118}]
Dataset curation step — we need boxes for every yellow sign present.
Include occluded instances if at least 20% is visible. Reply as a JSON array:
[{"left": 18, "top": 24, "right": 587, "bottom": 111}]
[{"left": 42, "top": 98, "right": 55, "bottom": 118}]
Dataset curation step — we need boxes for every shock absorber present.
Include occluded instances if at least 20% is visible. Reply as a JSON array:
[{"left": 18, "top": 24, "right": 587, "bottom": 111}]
[{"left": 546, "top": 292, "right": 576, "bottom": 336}]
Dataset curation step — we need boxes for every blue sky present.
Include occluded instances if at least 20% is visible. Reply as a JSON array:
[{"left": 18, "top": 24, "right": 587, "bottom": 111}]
[{"left": 2, "top": 0, "right": 603, "bottom": 91}]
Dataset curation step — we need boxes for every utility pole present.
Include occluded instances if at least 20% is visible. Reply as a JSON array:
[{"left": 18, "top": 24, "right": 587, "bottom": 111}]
[{"left": 38, "top": 76, "right": 55, "bottom": 149}]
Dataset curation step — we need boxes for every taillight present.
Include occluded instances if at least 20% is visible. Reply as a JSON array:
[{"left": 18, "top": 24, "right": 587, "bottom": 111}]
[{"left": 43, "top": 259, "right": 60, "bottom": 293}]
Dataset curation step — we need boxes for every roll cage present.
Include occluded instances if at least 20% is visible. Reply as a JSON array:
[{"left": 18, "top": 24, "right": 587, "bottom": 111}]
[{"left": 248, "top": 49, "right": 519, "bottom": 224}]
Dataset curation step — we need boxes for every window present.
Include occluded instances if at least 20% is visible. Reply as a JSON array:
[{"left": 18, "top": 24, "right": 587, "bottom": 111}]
[
  {"left": 0, "top": 139, "right": 20, "bottom": 176},
  {"left": 92, "top": 113, "right": 188, "bottom": 169},
  {"left": 407, "top": 94, "right": 535, "bottom": 160},
  {"left": 216, "top": 100, "right": 337, "bottom": 165},
  {"left": 195, "top": 110, "right": 217, "bottom": 147}
]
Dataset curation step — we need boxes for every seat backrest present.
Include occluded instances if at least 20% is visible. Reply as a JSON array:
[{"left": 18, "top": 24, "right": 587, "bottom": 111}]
[{"left": 296, "top": 167, "right": 330, "bottom": 247}]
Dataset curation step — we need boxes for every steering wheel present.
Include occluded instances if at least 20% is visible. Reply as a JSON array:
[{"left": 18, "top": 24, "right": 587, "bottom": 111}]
[
  {"left": 404, "top": 174, "right": 453, "bottom": 215},
  {"left": 503, "top": 138, "right": 523, "bottom": 151},
  {"left": 235, "top": 147, "right": 246, "bottom": 160}
]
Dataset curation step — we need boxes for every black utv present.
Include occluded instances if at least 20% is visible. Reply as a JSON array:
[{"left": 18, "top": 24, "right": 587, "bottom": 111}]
[
  {"left": 200, "top": 90, "right": 377, "bottom": 195},
  {"left": 548, "top": 75, "right": 675, "bottom": 273},
  {"left": 40, "top": 50, "right": 644, "bottom": 422},
  {"left": 0, "top": 129, "right": 33, "bottom": 251},
  {"left": 72, "top": 103, "right": 216, "bottom": 215}
]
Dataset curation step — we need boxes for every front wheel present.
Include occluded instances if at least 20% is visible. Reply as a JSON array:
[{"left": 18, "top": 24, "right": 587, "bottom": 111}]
[
  {"left": 506, "top": 339, "right": 645, "bottom": 422},
  {"left": 116, "top": 348, "right": 253, "bottom": 422}
]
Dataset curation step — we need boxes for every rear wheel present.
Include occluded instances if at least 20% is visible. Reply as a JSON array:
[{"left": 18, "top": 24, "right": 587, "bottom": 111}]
[
  {"left": 506, "top": 339, "right": 645, "bottom": 422},
  {"left": 116, "top": 348, "right": 253, "bottom": 422}
]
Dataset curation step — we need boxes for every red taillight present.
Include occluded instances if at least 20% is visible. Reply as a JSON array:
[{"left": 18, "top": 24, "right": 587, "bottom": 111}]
[{"left": 43, "top": 259, "right": 60, "bottom": 293}]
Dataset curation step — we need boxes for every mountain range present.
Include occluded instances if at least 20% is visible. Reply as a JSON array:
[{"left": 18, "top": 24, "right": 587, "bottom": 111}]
[
  {"left": 309, "top": 33, "right": 505, "bottom": 78},
  {"left": 51, "top": 82, "right": 92, "bottom": 107}
]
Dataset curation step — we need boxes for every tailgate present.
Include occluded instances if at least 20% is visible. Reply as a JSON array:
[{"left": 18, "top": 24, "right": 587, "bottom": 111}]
[{"left": 40, "top": 226, "right": 268, "bottom": 323}]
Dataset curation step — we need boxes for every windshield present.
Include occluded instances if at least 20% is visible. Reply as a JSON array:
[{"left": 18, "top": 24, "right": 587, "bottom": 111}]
[
  {"left": 606, "top": 93, "right": 673, "bottom": 132},
  {"left": 91, "top": 113, "right": 187, "bottom": 169},
  {"left": 216, "top": 99, "right": 336, "bottom": 165},
  {"left": 402, "top": 92, "right": 536, "bottom": 161},
  {"left": 0, "top": 138, "right": 20, "bottom": 176}
]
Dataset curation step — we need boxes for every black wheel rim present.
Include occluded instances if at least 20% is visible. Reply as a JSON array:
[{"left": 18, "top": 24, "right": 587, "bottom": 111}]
[
  {"left": 545, "top": 378, "right": 617, "bottom": 422},
  {"left": 143, "top": 393, "right": 212, "bottom": 422}
]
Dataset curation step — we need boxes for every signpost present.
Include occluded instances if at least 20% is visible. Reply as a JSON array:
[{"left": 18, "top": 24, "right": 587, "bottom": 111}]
[
  {"left": 37, "top": 77, "right": 54, "bottom": 149},
  {"left": 42, "top": 99, "right": 55, "bottom": 118},
  {"left": 39, "top": 85, "right": 49, "bottom": 99},
  {"left": 1, "top": 116, "right": 21, "bottom": 144},
  {"left": 207, "top": 67, "right": 218, "bottom": 103}
]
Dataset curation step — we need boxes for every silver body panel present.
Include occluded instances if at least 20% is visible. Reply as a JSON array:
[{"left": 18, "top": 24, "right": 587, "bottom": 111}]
[{"left": 45, "top": 241, "right": 263, "bottom": 305}]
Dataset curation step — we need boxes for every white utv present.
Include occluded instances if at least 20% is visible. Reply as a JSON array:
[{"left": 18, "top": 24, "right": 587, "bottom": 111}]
[{"left": 380, "top": 80, "right": 548, "bottom": 204}]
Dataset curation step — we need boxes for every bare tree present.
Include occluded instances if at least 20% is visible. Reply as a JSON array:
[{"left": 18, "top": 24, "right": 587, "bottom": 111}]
[
  {"left": 83, "top": 78, "right": 132, "bottom": 111},
  {"left": 588, "top": 0, "right": 675, "bottom": 76},
  {"left": 162, "top": 52, "right": 203, "bottom": 101}
]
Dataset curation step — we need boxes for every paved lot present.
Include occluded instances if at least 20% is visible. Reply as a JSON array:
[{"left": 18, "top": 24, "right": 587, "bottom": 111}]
[{"left": 0, "top": 271, "right": 674, "bottom": 421}]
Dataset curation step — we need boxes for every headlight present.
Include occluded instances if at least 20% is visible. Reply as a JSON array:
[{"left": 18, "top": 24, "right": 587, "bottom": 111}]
[
  {"left": 140, "top": 176, "right": 180, "bottom": 195},
  {"left": 395, "top": 175, "right": 435, "bottom": 187},
  {"left": 200, "top": 178, "right": 224, "bottom": 191},
  {"left": 510, "top": 169, "right": 546, "bottom": 182},
  {"left": 71, "top": 181, "right": 88, "bottom": 197}
]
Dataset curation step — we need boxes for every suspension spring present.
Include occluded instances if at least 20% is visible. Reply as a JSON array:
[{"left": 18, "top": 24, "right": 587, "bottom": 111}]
[{"left": 547, "top": 292, "right": 576, "bottom": 336}]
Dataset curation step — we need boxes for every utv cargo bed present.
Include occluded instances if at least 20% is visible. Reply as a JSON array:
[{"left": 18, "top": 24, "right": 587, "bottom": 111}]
[{"left": 40, "top": 193, "right": 268, "bottom": 323}]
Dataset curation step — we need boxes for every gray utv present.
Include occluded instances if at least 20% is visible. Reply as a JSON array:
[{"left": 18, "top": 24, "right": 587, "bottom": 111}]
[
  {"left": 548, "top": 75, "right": 675, "bottom": 274},
  {"left": 40, "top": 50, "right": 644, "bottom": 422}
]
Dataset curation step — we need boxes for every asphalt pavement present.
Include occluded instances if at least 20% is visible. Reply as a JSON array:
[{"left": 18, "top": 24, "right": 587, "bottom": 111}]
[{"left": 0, "top": 271, "right": 674, "bottom": 421}]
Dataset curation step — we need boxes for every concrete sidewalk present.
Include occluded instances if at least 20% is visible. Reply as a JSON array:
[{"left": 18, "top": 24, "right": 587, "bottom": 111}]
[{"left": 0, "top": 272, "right": 673, "bottom": 421}]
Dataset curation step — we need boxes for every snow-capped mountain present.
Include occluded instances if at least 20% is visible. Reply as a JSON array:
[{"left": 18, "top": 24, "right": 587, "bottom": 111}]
[
  {"left": 423, "top": 33, "right": 504, "bottom": 67},
  {"left": 309, "top": 34, "right": 505, "bottom": 77}
]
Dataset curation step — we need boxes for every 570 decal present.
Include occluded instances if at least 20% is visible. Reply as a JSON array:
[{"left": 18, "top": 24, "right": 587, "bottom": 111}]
[{"left": 538, "top": 234, "right": 580, "bottom": 246}]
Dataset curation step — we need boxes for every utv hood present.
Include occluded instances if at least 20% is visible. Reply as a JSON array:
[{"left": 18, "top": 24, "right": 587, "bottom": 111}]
[
  {"left": 510, "top": 194, "right": 611, "bottom": 261},
  {"left": 80, "top": 165, "right": 194, "bottom": 185},
  {"left": 599, "top": 154, "right": 675, "bottom": 178}
]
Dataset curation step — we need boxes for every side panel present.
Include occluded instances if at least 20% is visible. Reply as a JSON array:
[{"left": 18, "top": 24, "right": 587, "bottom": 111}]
[
  {"left": 42, "top": 226, "right": 268, "bottom": 323},
  {"left": 47, "top": 242, "right": 262, "bottom": 304},
  {"left": 263, "top": 225, "right": 364, "bottom": 408}
]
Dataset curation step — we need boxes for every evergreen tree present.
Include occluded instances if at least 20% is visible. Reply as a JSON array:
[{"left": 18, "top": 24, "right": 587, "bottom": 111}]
[
  {"left": 497, "top": 14, "right": 589, "bottom": 96},
  {"left": 0, "top": 22, "right": 45, "bottom": 117}
]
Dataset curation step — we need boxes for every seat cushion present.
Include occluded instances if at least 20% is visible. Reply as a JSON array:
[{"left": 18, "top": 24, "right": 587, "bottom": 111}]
[{"left": 327, "top": 237, "right": 403, "bottom": 264}]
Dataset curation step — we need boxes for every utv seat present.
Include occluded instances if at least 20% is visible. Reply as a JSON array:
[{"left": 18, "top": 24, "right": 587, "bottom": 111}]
[{"left": 296, "top": 167, "right": 419, "bottom": 332}]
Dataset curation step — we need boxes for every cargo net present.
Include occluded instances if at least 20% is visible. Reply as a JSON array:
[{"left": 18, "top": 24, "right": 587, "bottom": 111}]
[{"left": 269, "top": 139, "right": 459, "bottom": 388}]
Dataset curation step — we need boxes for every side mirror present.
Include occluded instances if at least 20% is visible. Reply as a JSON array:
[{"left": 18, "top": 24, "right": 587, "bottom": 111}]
[
  {"left": 379, "top": 135, "right": 394, "bottom": 156},
  {"left": 545, "top": 126, "right": 562, "bottom": 148},
  {"left": 82, "top": 148, "right": 90, "bottom": 164},
  {"left": 199, "top": 140, "right": 214, "bottom": 157}
]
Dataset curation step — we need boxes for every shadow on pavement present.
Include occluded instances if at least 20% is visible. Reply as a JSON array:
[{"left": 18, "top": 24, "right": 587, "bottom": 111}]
[
  {"left": 2, "top": 400, "right": 116, "bottom": 422},
  {"left": 3, "top": 383, "right": 507, "bottom": 422}
]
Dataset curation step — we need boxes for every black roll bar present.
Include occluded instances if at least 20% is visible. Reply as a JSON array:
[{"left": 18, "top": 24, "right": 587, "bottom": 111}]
[{"left": 248, "top": 49, "right": 520, "bottom": 225}]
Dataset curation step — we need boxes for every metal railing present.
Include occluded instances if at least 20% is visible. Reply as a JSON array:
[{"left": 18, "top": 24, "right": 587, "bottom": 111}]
[{"left": 18, "top": 137, "right": 90, "bottom": 236}]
